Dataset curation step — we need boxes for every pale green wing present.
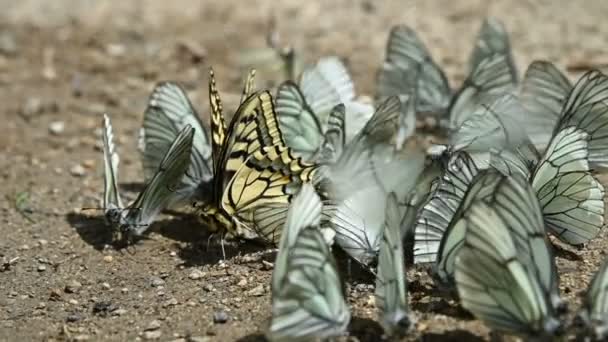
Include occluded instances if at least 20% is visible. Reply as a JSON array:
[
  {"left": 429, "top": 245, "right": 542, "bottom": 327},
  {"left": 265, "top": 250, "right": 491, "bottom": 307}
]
[
  {"left": 454, "top": 201, "right": 561, "bottom": 338},
  {"left": 580, "top": 257, "right": 608, "bottom": 340},
  {"left": 532, "top": 126, "right": 605, "bottom": 245},
  {"left": 468, "top": 17, "right": 517, "bottom": 81},
  {"left": 519, "top": 61, "right": 572, "bottom": 149},
  {"left": 316, "top": 104, "right": 346, "bottom": 164},
  {"left": 490, "top": 141, "right": 540, "bottom": 178},
  {"left": 272, "top": 184, "right": 322, "bottom": 291},
  {"left": 490, "top": 173, "right": 563, "bottom": 310},
  {"left": 268, "top": 227, "right": 350, "bottom": 341},
  {"left": 143, "top": 82, "right": 214, "bottom": 200},
  {"left": 413, "top": 152, "right": 479, "bottom": 264},
  {"left": 299, "top": 57, "right": 349, "bottom": 123},
  {"left": 101, "top": 114, "right": 123, "bottom": 224},
  {"left": 451, "top": 94, "right": 528, "bottom": 154},
  {"left": 275, "top": 81, "right": 324, "bottom": 161},
  {"left": 375, "top": 193, "right": 412, "bottom": 337},
  {"left": 121, "top": 125, "right": 194, "bottom": 236},
  {"left": 554, "top": 70, "right": 608, "bottom": 167},
  {"left": 434, "top": 171, "right": 503, "bottom": 284},
  {"left": 448, "top": 54, "right": 517, "bottom": 130},
  {"left": 380, "top": 25, "right": 451, "bottom": 114}
]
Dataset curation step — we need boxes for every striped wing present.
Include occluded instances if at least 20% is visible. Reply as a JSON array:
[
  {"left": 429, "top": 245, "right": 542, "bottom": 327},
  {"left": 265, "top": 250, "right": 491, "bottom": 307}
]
[
  {"left": 101, "top": 114, "right": 123, "bottom": 224},
  {"left": 209, "top": 68, "right": 227, "bottom": 175},
  {"left": 143, "top": 82, "right": 213, "bottom": 201},
  {"left": 381, "top": 25, "right": 451, "bottom": 114},
  {"left": 275, "top": 81, "right": 324, "bottom": 160},
  {"left": 454, "top": 201, "right": 561, "bottom": 338},
  {"left": 375, "top": 193, "right": 412, "bottom": 337},
  {"left": 239, "top": 69, "right": 256, "bottom": 104},
  {"left": 448, "top": 54, "right": 517, "bottom": 130},
  {"left": 121, "top": 125, "right": 194, "bottom": 236},
  {"left": 316, "top": 104, "right": 346, "bottom": 164},
  {"left": 554, "top": 70, "right": 608, "bottom": 167},
  {"left": 532, "top": 126, "right": 605, "bottom": 245},
  {"left": 519, "top": 61, "right": 572, "bottom": 149},
  {"left": 413, "top": 152, "right": 479, "bottom": 264},
  {"left": 268, "top": 227, "right": 350, "bottom": 341}
]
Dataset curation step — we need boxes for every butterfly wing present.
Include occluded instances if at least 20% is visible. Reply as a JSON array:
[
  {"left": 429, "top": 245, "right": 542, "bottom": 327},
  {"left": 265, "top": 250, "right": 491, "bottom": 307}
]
[
  {"left": 269, "top": 227, "right": 350, "bottom": 340},
  {"left": 519, "top": 61, "right": 572, "bottom": 149},
  {"left": 468, "top": 18, "right": 517, "bottom": 80},
  {"left": 448, "top": 54, "right": 517, "bottom": 130},
  {"left": 580, "top": 257, "right": 608, "bottom": 340},
  {"left": 316, "top": 104, "right": 346, "bottom": 164},
  {"left": 413, "top": 152, "right": 479, "bottom": 264},
  {"left": 101, "top": 114, "right": 123, "bottom": 223},
  {"left": 554, "top": 70, "right": 608, "bottom": 167},
  {"left": 454, "top": 201, "right": 561, "bottom": 337},
  {"left": 381, "top": 25, "right": 451, "bottom": 114},
  {"left": 532, "top": 126, "right": 605, "bottom": 245},
  {"left": 121, "top": 125, "right": 194, "bottom": 236},
  {"left": 275, "top": 81, "right": 324, "bottom": 160},
  {"left": 143, "top": 82, "right": 214, "bottom": 200},
  {"left": 375, "top": 193, "right": 412, "bottom": 336},
  {"left": 240, "top": 69, "right": 256, "bottom": 104},
  {"left": 209, "top": 69, "right": 227, "bottom": 176}
]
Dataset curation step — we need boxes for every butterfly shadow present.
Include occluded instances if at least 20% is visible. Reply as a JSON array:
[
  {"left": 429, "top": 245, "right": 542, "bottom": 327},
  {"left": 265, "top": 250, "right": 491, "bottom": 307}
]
[
  {"left": 65, "top": 212, "right": 115, "bottom": 251},
  {"left": 408, "top": 275, "right": 473, "bottom": 319},
  {"left": 173, "top": 234, "right": 269, "bottom": 268},
  {"left": 420, "top": 330, "right": 486, "bottom": 342},
  {"left": 118, "top": 182, "right": 146, "bottom": 194},
  {"left": 348, "top": 317, "right": 384, "bottom": 342}
]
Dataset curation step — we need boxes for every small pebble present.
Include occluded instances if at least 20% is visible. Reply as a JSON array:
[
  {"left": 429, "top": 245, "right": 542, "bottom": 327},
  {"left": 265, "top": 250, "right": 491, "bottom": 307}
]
[
  {"left": 103, "top": 255, "right": 113, "bottom": 263},
  {"left": 70, "top": 164, "right": 86, "bottom": 177},
  {"left": 68, "top": 299, "right": 79, "bottom": 305},
  {"left": 48, "top": 121, "right": 65, "bottom": 135},
  {"left": 247, "top": 285, "right": 265, "bottom": 297},
  {"left": 35, "top": 302, "right": 46, "bottom": 309},
  {"left": 37, "top": 239, "right": 48, "bottom": 246},
  {"left": 188, "top": 270, "right": 204, "bottom": 280},
  {"left": 163, "top": 298, "right": 178, "bottom": 307},
  {"left": 188, "top": 337, "right": 210, "bottom": 342},
  {"left": 37, "top": 265, "right": 47, "bottom": 272},
  {"left": 101, "top": 282, "right": 111, "bottom": 290},
  {"left": 121, "top": 287, "right": 129, "bottom": 293},
  {"left": 146, "top": 320, "right": 161, "bottom": 331},
  {"left": 261, "top": 260, "right": 274, "bottom": 270},
  {"left": 203, "top": 284, "right": 214, "bottom": 292},
  {"left": 142, "top": 330, "right": 162, "bottom": 340},
  {"left": 213, "top": 311, "right": 229, "bottom": 324},
  {"left": 66, "top": 314, "right": 81, "bottom": 322},
  {"left": 111, "top": 308, "right": 127, "bottom": 316},
  {"left": 65, "top": 280, "right": 82, "bottom": 293},
  {"left": 150, "top": 277, "right": 165, "bottom": 287},
  {"left": 236, "top": 278, "right": 247, "bottom": 287}
]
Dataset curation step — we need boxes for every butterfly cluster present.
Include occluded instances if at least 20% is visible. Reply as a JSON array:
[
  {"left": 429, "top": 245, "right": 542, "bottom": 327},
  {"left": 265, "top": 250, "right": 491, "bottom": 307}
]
[{"left": 97, "top": 17, "right": 608, "bottom": 341}]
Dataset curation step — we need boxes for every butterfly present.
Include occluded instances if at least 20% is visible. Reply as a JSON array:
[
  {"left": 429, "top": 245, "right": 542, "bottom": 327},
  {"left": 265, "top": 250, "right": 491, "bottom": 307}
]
[
  {"left": 276, "top": 56, "right": 375, "bottom": 161},
  {"left": 140, "top": 82, "right": 214, "bottom": 204},
  {"left": 268, "top": 184, "right": 350, "bottom": 341},
  {"left": 490, "top": 125, "right": 605, "bottom": 245},
  {"left": 197, "top": 70, "right": 319, "bottom": 239},
  {"left": 454, "top": 174, "right": 563, "bottom": 338},
  {"left": 102, "top": 114, "right": 194, "bottom": 238},
  {"left": 375, "top": 193, "right": 414, "bottom": 337},
  {"left": 578, "top": 257, "right": 608, "bottom": 340}
]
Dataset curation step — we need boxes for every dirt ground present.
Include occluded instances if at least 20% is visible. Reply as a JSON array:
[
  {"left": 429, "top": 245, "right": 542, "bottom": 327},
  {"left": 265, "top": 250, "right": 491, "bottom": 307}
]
[{"left": 2, "top": 1, "right": 608, "bottom": 341}]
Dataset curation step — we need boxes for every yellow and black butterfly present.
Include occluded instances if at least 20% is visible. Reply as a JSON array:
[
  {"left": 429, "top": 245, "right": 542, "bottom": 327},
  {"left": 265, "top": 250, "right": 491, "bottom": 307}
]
[{"left": 197, "top": 69, "right": 319, "bottom": 239}]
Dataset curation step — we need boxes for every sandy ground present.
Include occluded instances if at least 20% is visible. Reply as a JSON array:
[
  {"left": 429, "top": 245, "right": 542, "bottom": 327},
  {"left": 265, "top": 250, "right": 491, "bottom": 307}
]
[{"left": 1, "top": 1, "right": 608, "bottom": 341}]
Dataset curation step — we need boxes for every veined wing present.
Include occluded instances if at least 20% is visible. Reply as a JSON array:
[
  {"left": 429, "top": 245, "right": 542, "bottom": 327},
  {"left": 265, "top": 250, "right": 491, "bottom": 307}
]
[
  {"left": 275, "top": 81, "right": 324, "bottom": 161},
  {"left": 579, "top": 257, "right": 608, "bottom": 340},
  {"left": 268, "top": 227, "right": 350, "bottom": 341},
  {"left": 143, "top": 82, "right": 213, "bottom": 199},
  {"left": 449, "top": 54, "right": 517, "bottom": 130},
  {"left": 240, "top": 69, "right": 257, "bottom": 104},
  {"left": 209, "top": 68, "right": 227, "bottom": 175},
  {"left": 468, "top": 17, "right": 517, "bottom": 81},
  {"left": 454, "top": 201, "right": 562, "bottom": 338},
  {"left": 519, "top": 61, "right": 572, "bottom": 149},
  {"left": 490, "top": 141, "right": 540, "bottom": 179},
  {"left": 413, "top": 152, "right": 479, "bottom": 264},
  {"left": 121, "top": 125, "right": 194, "bottom": 236},
  {"left": 532, "top": 126, "right": 605, "bottom": 245},
  {"left": 316, "top": 104, "right": 346, "bottom": 164},
  {"left": 382, "top": 25, "right": 451, "bottom": 113},
  {"left": 554, "top": 70, "right": 608, "bottom": 167},
  {"left": 101, "top": 114, "right": 123, "bottom": 224},
  {"left": 375, "top": 193, "right": 413, "bottom": 337}
]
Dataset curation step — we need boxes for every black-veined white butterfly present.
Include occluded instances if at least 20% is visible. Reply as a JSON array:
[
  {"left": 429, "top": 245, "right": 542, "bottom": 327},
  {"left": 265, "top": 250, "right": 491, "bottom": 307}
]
[
  {"left": 375, "top": 193, "right": 413, "bottom": 337},
  {"left": 454, "top": 176, "right": 563, "bottom": 338},
  {"left": 268, "top": 184, "right": 350, "bottom": 341},
  {"left": 102, "top": 114, "right": 194, "bottom": 238},
  {"left": 578, "top": 256, "right": 608, "bottom": 340},
  {"left": 140, "top": 82, "right": 214, "bottom": 204},
  {"left": 491, "top": 125, "right": 605, "bottom": 245}
]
